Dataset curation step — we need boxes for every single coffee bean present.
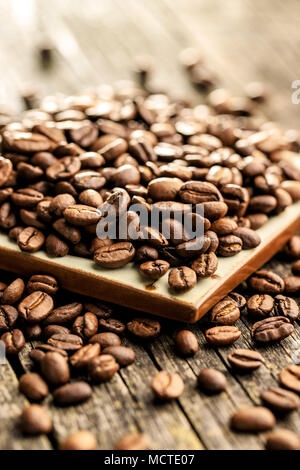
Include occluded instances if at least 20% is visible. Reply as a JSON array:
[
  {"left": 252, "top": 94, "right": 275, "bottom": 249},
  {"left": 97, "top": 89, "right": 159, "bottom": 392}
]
[
  {"left": 205, "top": 325, "right": 241, "bottom": 346},
  {"left": 217, "top": 234, "right": 242, "bottom": 257},
  {"left": 73, "top": 312, "right": 98, "bottom": 339},
  {"left": 179, "top": 181, "right": 222, "bottom": 205},
  {"left": 168, "top": 266, "right": 197, "bottom": 292},
  {"left": 228, "top": 349, "right": 264, "bottom": 371},
  {"left": 274, "top": 295, "right": 299, "bottom": 322},
  {"left": 114, "top": 433, "right": 149, "bottom": 451},
  {"left": 99, "top": 317, "right": 126, "bottom": 335},
  {"left": 224, "top": 292, "right": 246, "bottom": 308},
  {"left": 279, "top": 365, "right": 300, "bottom": 393},
  {"left": 89, "top": 332, "right": 121, "bottom": 349},
  {"left": 284, "top": 235, "right": 300, "bottom": 258},
  {"left": 18, "top": 291, "right": 53, "bottom": 323},
  {"left": 48, "top": 333, "right": 83, "bottom": 353},
  {"left": 17, "top": 227, "right": 45, "bottom": 253},
  {"left": 64, "top": 204, "right": 101, "bottom": 226},
  {"left": 20, "top": 404, "right": 52, "bottom": 435},
  {"left": 88, "top": 354, "right": 119, "bottom": 382},
  {"left": 248, "top": 270, "right": 284, "bottom": 294},
  {"left": 102, "top": 346, "right": 135, "bottom": 367},
  {"left": 211, "top": 217, "right": 238, "bottom": 235},
  {"left": 2, "top": 278, "right": 25, "bottom": 305},
  {"left": 148, "top": 177, "right": 183, "bottom": 201},
  {"left": 1, "top": 329, "right": 25, "bottom": 354},
  {"left": 210, "top": 299, "right": 240, "bottom": 325},
  {"left": 83, "top": 301, "right": 113, "bottom": 318},
  {"left": 49, "top": 193, "right": 76, "bottom": 217},
  {"left": 24, "top": 323, "right": 42, "bottom": 340},
  {"left": 260, "top": 387, "right": 300, "bottom": 413},
  {"left": 127, "top": 317, "right": 161, "bottom": 339},
  {"left": 231, "top": 406, "right": 276, "bottom": 432},
  {"left": 221, "top": 184, "right": 249, "bottom": 217},
  {"left": 59, "top": 431, "right": 97, "bottom": 450},
  {"left": 247, "top": 294, "right": 274, "bottom": 318},
  {"left": 19, "top": 373, "right": 49, "bottom": 401},
  {"left": 43, "top": 325, "right": 70, "bottom": 340},
  {"left": 139, "top": 260, "right": 170, "bottom": 280},
  {"left": 29, "top": 349, "right": 45, "bottom": 365},
  {"left": 53, "top": 381, "right": 92, "bottom": 405},
  {"left": 176, "top": 235, "right": 211, "bottom": 259},
  {"left": 232, "top": 227, "right": 261, "bottom": 249},
  {"left": 191, "top": 252, "right": 218, "bottom": 278},
  {"left": 197, "top": 368, "right": 227, "bottom": 393},
  {"left": 53, "top": 218, "right": 81, "bottom": 244},
  {"left": 174, "top": 330, "right": 198, "bottom": 357},
  {"left": 135, "top": 245, "right": 159, "bottom": 264},
  {"left": 151, "top": 371, "right": 184, "bottom": 400},
  {"left": 251, "top": 316, "right": 294, "bottom": 343},
  {"left": 284, "top": 275, "right": 300, "bottom": 295},
  {"left": 46, "top": 234, "right": 69, "bottom": 257},
  {"left": 249, "top": 195, "right": 277, "bottom": 213},
  {"left": 41, "top": 351, "right": 70, "bottom": 385},
  {"left": 0, "top": 305, "right": 18, "bottom": 331},
  {"left": 27, "top": 274, "right": 58, "bottom": 295},
  {"left": 94, "top": 242, "right": 135, "bottom": 268},
  {"left": 265, "top": 429, "right": 300, "bottom": 450},
  {"left": 70, "top": 343, "right": 100, "bottom": 368},
  {"left": 44, "top": 302, "right": 82, "bottom": 324},
  {"left": 247, "top": 213, "right": 268, "bottom": 230}
]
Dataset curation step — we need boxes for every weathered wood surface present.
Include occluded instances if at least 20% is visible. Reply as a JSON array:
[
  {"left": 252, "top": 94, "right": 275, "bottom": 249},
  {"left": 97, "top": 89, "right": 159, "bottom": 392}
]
[{"left": 0, "top": 0, "right": 300, "bottom": 450}]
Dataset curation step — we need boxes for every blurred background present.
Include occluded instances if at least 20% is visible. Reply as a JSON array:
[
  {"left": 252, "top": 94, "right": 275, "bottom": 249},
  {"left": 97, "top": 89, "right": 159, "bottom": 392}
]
[{"left": 0, "top": 0, "right": 299, "bottom": 127}]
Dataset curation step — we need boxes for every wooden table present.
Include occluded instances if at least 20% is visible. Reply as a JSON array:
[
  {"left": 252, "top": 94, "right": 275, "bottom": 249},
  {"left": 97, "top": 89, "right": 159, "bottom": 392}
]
[{"left": 0, "top": 0, "right": 299, "bottom": 450}]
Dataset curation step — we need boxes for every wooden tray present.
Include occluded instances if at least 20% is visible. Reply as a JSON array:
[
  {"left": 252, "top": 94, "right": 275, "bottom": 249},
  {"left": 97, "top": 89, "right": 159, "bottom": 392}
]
[{"left": 0, "top": 202, "right": 299, "bottom": 322}]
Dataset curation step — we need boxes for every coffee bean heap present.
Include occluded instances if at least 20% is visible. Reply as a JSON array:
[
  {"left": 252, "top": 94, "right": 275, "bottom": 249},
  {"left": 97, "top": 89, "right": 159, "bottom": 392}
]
[{"left": 0, "top": 84, "right": 300, "bottom": 293}]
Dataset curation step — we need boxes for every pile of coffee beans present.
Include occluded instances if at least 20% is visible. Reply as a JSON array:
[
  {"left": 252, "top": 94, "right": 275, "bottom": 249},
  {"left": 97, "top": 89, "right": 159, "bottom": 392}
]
[{"left": 1, "top": 82, "right": 300, "bottom": 293}]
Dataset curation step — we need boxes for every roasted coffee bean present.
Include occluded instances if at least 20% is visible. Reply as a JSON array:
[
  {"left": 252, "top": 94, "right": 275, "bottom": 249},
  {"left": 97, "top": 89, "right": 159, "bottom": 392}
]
[
  {"left": 99, "top": 318, "right": 126, "bottom": 335},
  {"left": 114, "top": 433, "right": 149, "bottom": 451},
  {"left": 221, "top": 184, "right": 249, "bottom": 217},
  {"left": 211, "top": 217, "right": 238, "bottom": 235},
  {"left": 274, "top": 295, "right": 299, "bottom": 321},
  {"left": 140, "top": 226, "right": 168, "bottom": 248},
  {"left": 64, "top": 204, "right": 101, "bottom": 226},
  {"left": 135, "top": 245, "right": 159, "bottom": 264},
  {"left": 284, "top": 235, "right": 300, "bottom": 259},
  {"left": 17, "top": 227, "right": 45, "bottom": 253},
  {"left": 247, "top": 213, "right": 268, "bottom": 230},
  {"left": 49, "top": 193, "right": 76, "bottom": 217},
  {"left": 53, "top": 381, "right": 92, "bottom": 405},
  {"left": 224, "top": 292, "right": 246, "bottom": 308},
  {"left": 284, "top": 275, "right": 300, "bottom": 295},
  {"left": 59, "top": 431, "right": 97, "bottom": 451},
  {"left": 24, "top": 323, "right": 42, "bottom": 340},
  {"left": 168, "top": 266, "right": 197, "bottom": 292},
  {"left": 27, "top": 274, "right": 58, "bottom": 295},
  {"left": 11, "top": 188, "right": 44, "bottom": 208},
  {"left": 176, "top": 235, "right": 211, "bottom": 259},
  {"left": 73, "top": 312, "right": 98, "bottom": 339},
  {"left": 174, "top": 330, "right": 198, "bottom": 357},
  {"left": 70, "top": 343, "right": 100, "bottom": 368},
  {"left": 251, "top": 316, "right": 294, "bottom": 343},
  {"left": 231, "top": 407, "right": 276, "bottom": 432},
  {"left": 205, "top": 325, "right": 241, "bottom": 346},
  {"left": 94, "top": 242, "right": 135, "bottom": 268},
  {"left": 210, "top": 299, "right": 240, "bottom": 325},
  {"left": 46, "top": 156, "right": 81, "bottom": 181},
  {"left": 148, "top": 177, "right": 183, "bottom": 201},
  {"left": 53, "top": 218, "right": 81, "bottom": 245},
  {"left": 127, "top": 317, "right": 160, "bottom": 339},
  {"left": 102, "top": 346, "right": 135, "bottom": 367},
  {"left": 191, "top": 252, "right": 218, "bottom": 278},
  {"left": 0, "top": 157, "right": 13, "bottom": 187},
  {"left": 217, "top": 234, "right": 242, "bottom": 257},
  {"left": 1, "top": 329, "right": 25, "bottom": 354},
  {"left": 19, "top": 373, "right": 49, "bottom": 401},
  {"left": 228, "top": 349, "right": 264, "bottom": 371},
  {"left": 260, "top": 387, "right": 300, "bottom": 413},
  {"left": 36, "top": 343, "right": 68, "bottom": 357},
  {"left": 151, "top": 371, "right": 184, "bottom": 400},
  {"left": 179, "top": 181, "right": 222, "bottom": 205},
  {"left": 88, "top": 354, "right": 119, "bottom": 382},
  {"left": 79, "top": 189, "right": 103, "bottom": 208},
  {"left": 83, "top": 301, "right": 113, "bottom": 319},
  {"left": 47, "top": 333, "right": 83, "bottom": 353},
  {"left": 279, "top": 365, "right": 300, "bottom": 393},
  {"left": 247, "top": 294, "right": 274, "bottom": 318},
  {"left": 265, "top": 429, "right": 300, "bottom": 450},
  {"left": 46, "top": 234, "right": 69, "bottom": 257},
  {"left": 248, "top": 270, "right": 284, "bottom": 294},
  {"left": 29, "top": 349, "right": 45, "bottom": 365},
  {"left": 232, "top": 227, "right": 261, "bottom": 249},
  {"left": 249, "top": 195, "right": 277, "bottom": 213},
  {"left": 2, "top": 278, "right": 25, "bottom": 304},
  {"left": 139, "top": 260, "right": 170, "bottom": 280},
  {"left": 89, "top": 332, "right": 121, "bottom": 349},
  {"left": 44, "top": 302, "right": 82, "bottom": 324},
  {"left": 20, "top": 404, "right": 52, "bottom": 435},
  {"left": 197, "top": 368, "right": 227, "bottom": 394},
  {"left": 206, "top": 230, "right": 219, "bottom": 252},
  {"left": 0, "top": 305, "right": 18, "bottom": 331},
  {"left": 43, "top": 325, "right": 70, "bottom": 340},
  {"left": 41, "top": 351, "right": 70, "bottom": 385},
  {"left": 18, "top": 291, "right": 53, "bottom": 323}
]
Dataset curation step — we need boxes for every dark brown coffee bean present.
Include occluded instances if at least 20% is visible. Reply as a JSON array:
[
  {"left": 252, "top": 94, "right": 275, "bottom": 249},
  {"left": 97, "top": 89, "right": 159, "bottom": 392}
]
[
  {"left": 24, "top": 323, "right": 42, "bottom": 340},
  {"left": 174, "top": 330, "right": 198, "bottom": 357},
  {"left": 251, "top": 317, "right": 294, "bottom": 343},
  {"left": 49, "top": 193, "right": 76, "bottom": 217},
  {"left": 284, "top": 275, "right": 300, "bottom": 295},
  {"left": 210, "top": 299, "right": 240, "bottom": 325},
  {"left": 179, "top": 181, "right": 222, "bottom": 205},
  {"left": 29, "top": 349, "right": 45, "bottom": 364},
  {"left": 135, "top": 245, "right": 159, "bottom": 264},
  {"left": 265, "top": 429, "right": 300, "bottom": 450},
  {"left": 70, "top": 343, "right": 100, "bottom": 368},
  {"left": 147, "top": 176, "right": 182, "bottom": 201},
  {"left": 73, "top": 312, "right": 98, "bottom": 339},
  {"left": 249, "top": 195, "right": 277, "bottom": 213},
  {"left": 151, "top": 371, "right": 184, "bottom": 400},
  {"left": 218, "top": 234, "right": 242, "bottom": 257},
  {"left": 89, "top": 332, "right": 121, "bottom": 349},
  {"left": 83, "top": 301, "right": 113, "bottom": 319},
  {"left": 88, "top": 354, "right": 119, "bottom": 382},
  {"left": 20, "top": 404, "right": 52, "bottom": 435},
  {"left": 247, "top": 213, "right": 268, "bottom": 230},
  {"left": 211, "top": 217, "right": 238, "bottom": 235},
  {"left": 228, "top": 349, "right": 264, "bottom": 371},
  {"left": 27, "top": 274, "right": 58, "bottom": 295},
  {"left": 221, "top": 184, "right": 249, "bottom": 217},
  {"left": 99, "top": 318, "right": 126, "bottom": 335},
  {"left": 224, "top": 292, "right": 246, "bottom": 308},
  {"left": 17, "top": 227, "right": 45, "bottom": 253},
  {"left": 205, "top": 325, "right": 241, "bottom": 346},
  {"left": 94, "top": 242, "right": 135, "bottom": 268},
  {"left": 46, "top": 156, "right": 81, "bottom": 181},
  {"left": 11, "top": 188, "right": 44, "bottom": 208},
  {"left": 279, "top": 365, "right": 300, "bottom": 393},
  {"left": 247, "top": 294, "right": 274, "bottom": 318},
  {"left": 43, "top": 325, "right": 70, "bottom": 340},
  {"left": 18, "top": 291, "right": 53, "bottom": 323},
  {"left": 284, "top": 235, "right": 300, "bottom": 258},
  {"left": 36, "top": 344, "right": 69, "bottom": 357},
  {"left": 102, "top": 346, "right": 135, "bottom": 367},
  {"left": 0, "top": 305, "right": 18, "bottom": 331},
  {"left": 44, "top": 302, "right": 82, "bottom": 324},
  {"left": 206, "top": 230, "right": 219, "bottom": 252},
  {"left": 79, "top": 189, "right": 103, "bottom": 208},
  {"left": 2, "top": 278, "right": 25, "bottom": 305},
  {"left": 19, "top": 373, "right": 49, "bottom": 401},
  {"left": 139, "top": 260, "right": 170, "bottom": 280},
  {"left": 197, "top": 368, "right": 227, "bottom": 393},
  {"left": 41, "top": 351, "right": 70, "bottom": 385},
  {"left": 114, "top": 433, "right": 149, "bottom": 451},
  {"left": 248, "top": 270, "right": 284, "bottom": 294},
  {"left": 231, "top": 407, "right": 276, "bottom": 432},
  {"left": 274, "top": 295, "right": 299, "bottom": 322},
  {"left": 64, "top": 204, "right": 101, "bottom": 226},
  {"left": 46, "top": 234, "right": 69, "bottom": 257},
  {"left": 59, "top": 430, "right": 97, "bottom": 450},
  {"left": 47, "top": 333, "right": 83, "bottom": 353},
  {"left": 1, "top": 329, "right": 25, "bottom": 354},
  {"left": 176, "top": 235, "right": 211, "bottom": 259},
  {"left": 168, "top": 266, "right": 197, "bottom": 292},
  {"left": 232, "top": 227, "right": 261, "bottom": 249},
  {"left": 260, "top": 387, "right": 300, "bottom": 413},
  {"left": 53, "top": 381, "right": 92, "bottom": 405},
  {"left": 127, "top": 317, "right": 160, "bottom": 339},
  {"left": 191, "top": 252, "right": 218, "bottom": 278}
]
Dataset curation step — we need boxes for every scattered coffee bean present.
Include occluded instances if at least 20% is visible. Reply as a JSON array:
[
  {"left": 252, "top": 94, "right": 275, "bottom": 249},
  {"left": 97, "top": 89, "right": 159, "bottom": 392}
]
[
  {"left": 73, "top": 312, "right": 98, "bottom": 339},
  {"left": 18, "top": 291, "right": 53, "bottom": 323},
  {"left": 26, "top": 274, "right": 58, "bottom": 295},
  {"left": 168, "top": 266, "right": 197, "bottom": 292},
  {"left": 139, "top": 260, "right": 170, "bottom": 280},
  {"left": 70, "top": 343, "right": 100, "bottom": 368},
  {"left": 94, "top": 242, "right": 135, "bottom": 268},
  {"left": 19, "top": 373, "right": 49, "bottom": 401},
  {"left": 279, "top": 365, "right": 300, "bottom": 393},
  {"left": 44, "top": 302, "right": 82, "bottom": 324},
  {"left": 102, "top": 346, "right": 135, "bottom": 367},
  {"left": 224, "top": 292, "right": 246, "bottom": 308},
  {"left": 228, "top": 349, "right": 264, "bottom": 371},
  {"left": 41, "top": 351, "right": 70, "bottom": 385},
  {"left": 248, "top": 270, "right": 284, "bottom": 294},
  {"left": 191, "top": 252, "right": 218, "bottom": 278},
  {"left": 247, "top": 294, "right": 274, "bottom": 318},
  {"left": 2, "top": 278, "right": 25, "bottom": 304},
  {"left": 274, "top": 295, "right": 299, "bottom": 321},
  {"left": 151, "top": 371, "right": 184, "bottom": 400},
  {"left": 197, "top": 368, "right": 227, "bottom": 393},
  {"left": 210, "top": 299, "right": 240, "bottom": 325},
  {"left": 284, "top": 235, "right": 300, "bottom": 258},
  {"left": 291, "top": 259, "right": 300, "bottom": 275},
  {"left": 284, "top": 275, "right": 300, "bottom": 295},
  {"left": 20, "top": 404, "right": 52, "bottom": 435},
  {"left": 1, "top": 329, "right": 25, "bottom": 354},
  {"left": 260, "top": 387, "right": 300, "bottom": 413},
  {"left": 59, "top": 430, "right": 97, "bottom": 450},
  {"left": 88, "top": 354, "right": 119, "bottom": 382},
  {"left": 53, "top": 381, "right": 92, "bottom": 405},
  {"left": 265, "top": 429, "right": 300, "bottom": 450},
  {"left": 231, "top": 406, "right": 276, "bottom": 432},
  {"left": 47, "top": 333, "right": 83, "bottom": 353},
  {"left": 205, "top": 325, "right": 241, "bottom": 346},
  {"left": 89, "top": 332, "right": 121, "bottom": 349},
  {"left": 0, "top": 305, "right": 18, "bottom": 331},
  {"left": 127, "top": 317, "right": 161, "bottom": 339},
  {"left": 174, "top": 330, "right": 198, "bottom": 357},
  {"left": 251, "top": 316, "right": 294, "bottom": 343},
  {"left": 99, "top": 317, "right": 126, "bottom": 335}
]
